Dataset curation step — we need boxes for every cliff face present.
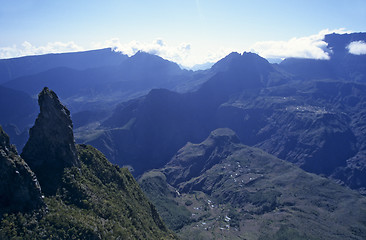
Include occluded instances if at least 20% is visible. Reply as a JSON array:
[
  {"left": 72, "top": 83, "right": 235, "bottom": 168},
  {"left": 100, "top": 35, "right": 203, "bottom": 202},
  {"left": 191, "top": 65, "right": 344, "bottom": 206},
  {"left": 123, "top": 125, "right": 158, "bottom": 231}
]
[
  {"left": 21, "top": 87, "right": 80, "bottom": 195},
  {"left": 0, "top": 126, "right": 44, "bottom": 215},
  {"left": 1, "top": 88, "right": 176, "bottom": 239}
]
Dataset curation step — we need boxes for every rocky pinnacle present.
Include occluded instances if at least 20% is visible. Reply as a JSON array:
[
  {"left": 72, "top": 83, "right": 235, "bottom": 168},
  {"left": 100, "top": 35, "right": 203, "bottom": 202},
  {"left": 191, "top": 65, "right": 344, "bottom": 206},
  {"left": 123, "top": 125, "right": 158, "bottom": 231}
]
[{"left": 21, "top": 87, "right": 80, "bottom": 195}]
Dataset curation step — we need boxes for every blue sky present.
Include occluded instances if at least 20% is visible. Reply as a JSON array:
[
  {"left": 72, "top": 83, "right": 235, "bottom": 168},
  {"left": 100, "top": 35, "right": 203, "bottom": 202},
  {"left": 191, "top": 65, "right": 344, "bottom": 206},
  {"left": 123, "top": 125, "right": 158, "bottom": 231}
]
[{"left": 1, "top": 0, "right": 366, "bottom": 67}]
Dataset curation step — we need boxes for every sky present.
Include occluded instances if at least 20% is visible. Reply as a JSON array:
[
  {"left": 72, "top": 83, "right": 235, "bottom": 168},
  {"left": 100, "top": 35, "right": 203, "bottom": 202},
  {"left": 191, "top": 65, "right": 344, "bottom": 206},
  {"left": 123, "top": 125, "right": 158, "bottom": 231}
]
[{"left": 1, "top": 0, "right": 366, "bottom": 68}]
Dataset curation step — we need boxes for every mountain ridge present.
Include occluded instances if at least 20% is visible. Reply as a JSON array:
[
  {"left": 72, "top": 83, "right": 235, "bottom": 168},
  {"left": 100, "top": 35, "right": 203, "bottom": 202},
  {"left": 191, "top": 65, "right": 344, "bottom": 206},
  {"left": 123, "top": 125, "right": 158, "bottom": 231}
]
[
  {"left": 279, "top": 32, "right": 366, "bottom": 82},
  {"left": 140, "top": 128, "right": 366, "bottom": 239},
  {"left": 85, "top": 35, "right": 366, "bottom": 192},
  {"left": 0, "top": 48, "right": 128, "bottom": 85}
]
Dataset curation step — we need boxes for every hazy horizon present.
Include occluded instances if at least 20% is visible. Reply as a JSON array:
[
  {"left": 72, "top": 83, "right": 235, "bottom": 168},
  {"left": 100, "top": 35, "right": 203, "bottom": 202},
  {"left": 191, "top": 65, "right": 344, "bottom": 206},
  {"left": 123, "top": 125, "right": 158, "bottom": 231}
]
[{"left": 1, "top": 0, "right": 366, "bottom": 68}]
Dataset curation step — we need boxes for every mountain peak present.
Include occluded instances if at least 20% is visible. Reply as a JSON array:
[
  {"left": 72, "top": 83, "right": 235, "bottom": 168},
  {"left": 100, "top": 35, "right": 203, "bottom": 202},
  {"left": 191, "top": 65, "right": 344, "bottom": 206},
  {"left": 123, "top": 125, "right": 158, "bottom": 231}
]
[
  {"left": 130, "top": 51, "right": 175, "bottom": 66},
  {"left": 120, "top": 51, "right": 182, "bottom": 77},
  {"left": 211, "top": 51, "right": 271, "bottom": 73},
  {"left": 38, "top": 87, "right": 71, "bottom": 119},
  {"left": 21, "top": 87, "right": 80, "bottom": 195},
  {"left": 164, "top": 128, "right": 241, "bottom": 186},
  {"left": 207, "top": 128, "right": 240, "bottom": 144}
]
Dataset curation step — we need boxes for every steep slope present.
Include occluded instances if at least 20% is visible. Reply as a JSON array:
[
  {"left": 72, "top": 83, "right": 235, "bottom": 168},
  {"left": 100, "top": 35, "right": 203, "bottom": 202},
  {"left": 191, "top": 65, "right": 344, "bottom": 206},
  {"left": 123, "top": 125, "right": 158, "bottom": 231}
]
[
  {"left": 0, "top": 88, "right": 176, "bottom": 239},
  {"left": 140, "top": 128, "right": 366, "bottom": 240},
  {"left": 1, "top": 144, "right": 176, "bottom": 239},
  {"left": 0, "top": 126, "right": 44, "bottom": 216}
]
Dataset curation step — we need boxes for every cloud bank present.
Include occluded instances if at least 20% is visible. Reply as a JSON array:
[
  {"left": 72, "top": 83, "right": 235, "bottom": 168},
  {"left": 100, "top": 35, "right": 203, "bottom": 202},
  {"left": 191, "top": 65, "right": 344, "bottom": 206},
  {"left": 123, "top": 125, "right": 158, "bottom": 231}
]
[
  {"left": 0, "top": 29, "right": 357, "bottom": 68},
  {"left": 92, "top": 38, "right": 191, "bottom": 66},
  {"left": 0, "top": 39, "right": 229, "bottom": 69},
  {"left": 251, "top": 29, "right": 349, "bottom": 60},
  {"left": 0, "top": 41, "right": 84, "bottom": 59},
  {"left": 347, "top": 41, "right": 366, "bottom": 55},
  {"left": 92, "top": 38, "right": 228, "bottom": 68}
]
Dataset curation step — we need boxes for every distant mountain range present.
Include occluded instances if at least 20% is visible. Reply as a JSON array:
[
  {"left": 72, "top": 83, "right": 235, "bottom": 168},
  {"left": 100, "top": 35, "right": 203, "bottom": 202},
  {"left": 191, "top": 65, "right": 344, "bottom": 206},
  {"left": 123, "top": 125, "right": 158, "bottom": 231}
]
[
  {"left": 0, "top": 48, "right": 128, "bottom": 84},
  {"left": 1, "top": 50, "right": 209, "bottom": 114},
  {"left": 2, "top": 33, "right": 366, "bottom": 193},
  {"left": 1, "top": 32, "right": 366, "bottom": 239},
  {"left": 76, "top": 33, "right": 366, "bottom": 194}
]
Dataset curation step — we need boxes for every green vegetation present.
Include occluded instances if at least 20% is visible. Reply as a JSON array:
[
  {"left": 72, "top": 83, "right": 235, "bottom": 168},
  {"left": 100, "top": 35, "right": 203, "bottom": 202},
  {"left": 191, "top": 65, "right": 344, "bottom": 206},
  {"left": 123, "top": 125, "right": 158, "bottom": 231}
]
[
  {"left": 139, "top": 171, "right": 192, "bottom": 231},
  {"left": 0, "top": 144, "right": 176, "bottom": 240},
  {"left": 139, "top": 129, "right": 366, "bottom": 240},
  {"left": 259, "top": 225, "right": 317, "bottom": 240}
]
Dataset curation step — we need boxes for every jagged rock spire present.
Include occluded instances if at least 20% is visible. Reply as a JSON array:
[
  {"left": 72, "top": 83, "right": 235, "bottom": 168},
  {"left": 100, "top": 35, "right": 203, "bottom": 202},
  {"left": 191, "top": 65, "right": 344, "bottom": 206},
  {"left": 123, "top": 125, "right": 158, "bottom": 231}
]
[
  {"left": 21, "top": 87, "right": 80, "bottom": 195},
  {"left": 0, "top": 126, "right": 44, "bottom": 214}
]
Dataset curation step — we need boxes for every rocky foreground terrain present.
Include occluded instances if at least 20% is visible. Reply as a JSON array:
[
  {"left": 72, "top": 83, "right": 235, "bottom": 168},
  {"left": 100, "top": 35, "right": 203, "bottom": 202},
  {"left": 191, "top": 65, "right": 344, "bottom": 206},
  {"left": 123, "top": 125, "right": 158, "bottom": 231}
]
[{"left": 0, "top": 88, "right": 175, "bottom": 239}]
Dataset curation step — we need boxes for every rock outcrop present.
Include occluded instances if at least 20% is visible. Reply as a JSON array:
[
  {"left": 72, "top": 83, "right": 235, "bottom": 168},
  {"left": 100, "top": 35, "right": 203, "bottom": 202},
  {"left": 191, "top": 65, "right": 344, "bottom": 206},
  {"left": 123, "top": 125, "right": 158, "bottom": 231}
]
[
  {"left": 0, "top": 88, "right": 176, "bottom": 239},
  {"left": 0, "top": 126, "right": 44, "bottom": 215},
  {"left": 21, "top": 87, "right": 80, "bottom": 195}
]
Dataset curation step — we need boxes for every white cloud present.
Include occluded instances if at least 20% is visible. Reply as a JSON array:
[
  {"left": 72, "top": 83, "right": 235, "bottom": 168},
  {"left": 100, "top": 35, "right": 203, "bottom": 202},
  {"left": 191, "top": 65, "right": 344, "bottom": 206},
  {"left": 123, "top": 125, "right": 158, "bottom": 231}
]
[
  {"left": 0, "top": 38, "right": 227, "bottom": 68},
  {"left": 0, "top": 41, "right": 84, "bottom": 59},
  {"left": 347, "top": 41, "right": 366, "bottom": 55},
  {"left": 92, "top": 38, "right": 228, "bottom": 68},
  {"left": 0, "top": 28, "right": 357, "bottom": 69},
  {"left": 250, "top": 28, "right": 350, "bottom": 60}
]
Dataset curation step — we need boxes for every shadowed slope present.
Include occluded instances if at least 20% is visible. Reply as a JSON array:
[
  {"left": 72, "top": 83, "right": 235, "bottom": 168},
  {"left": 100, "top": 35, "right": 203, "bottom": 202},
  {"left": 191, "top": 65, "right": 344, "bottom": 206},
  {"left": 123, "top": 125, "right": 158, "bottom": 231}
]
[{"left": 0, "top": 126, "right": 44, "bottom": 216}]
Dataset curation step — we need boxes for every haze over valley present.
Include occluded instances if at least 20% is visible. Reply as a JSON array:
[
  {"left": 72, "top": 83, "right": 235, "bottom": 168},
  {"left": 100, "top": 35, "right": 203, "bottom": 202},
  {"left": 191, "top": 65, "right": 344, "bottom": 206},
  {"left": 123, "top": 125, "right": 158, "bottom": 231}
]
[{"left": 1, "top": 1, "right": 366, "bottom": 239}]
